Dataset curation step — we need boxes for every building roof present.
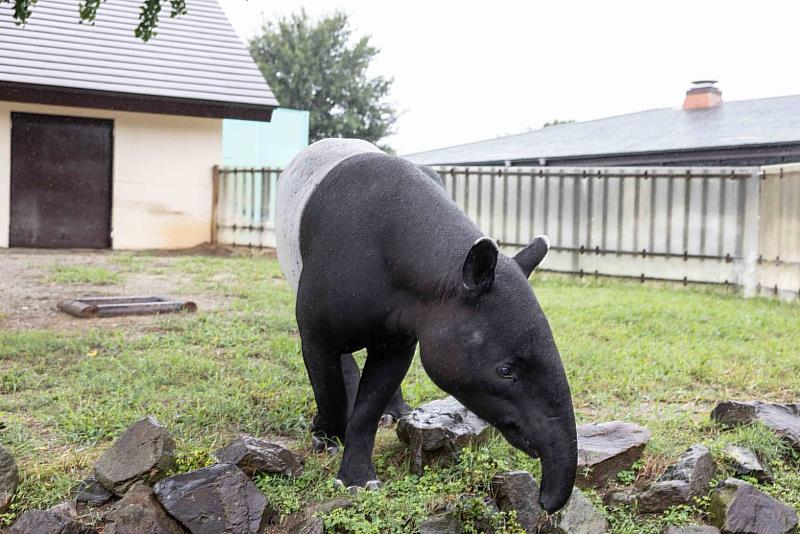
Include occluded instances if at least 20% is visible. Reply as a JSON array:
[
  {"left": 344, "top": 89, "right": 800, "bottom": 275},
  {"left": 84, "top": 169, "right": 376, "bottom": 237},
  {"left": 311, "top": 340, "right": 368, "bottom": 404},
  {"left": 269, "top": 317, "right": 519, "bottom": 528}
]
[
  {"left": 404, "top": 94, "right": 800, "bottom": 166},
  {"left": 0, "top": 0, "right": 278, "bottom": 120}
]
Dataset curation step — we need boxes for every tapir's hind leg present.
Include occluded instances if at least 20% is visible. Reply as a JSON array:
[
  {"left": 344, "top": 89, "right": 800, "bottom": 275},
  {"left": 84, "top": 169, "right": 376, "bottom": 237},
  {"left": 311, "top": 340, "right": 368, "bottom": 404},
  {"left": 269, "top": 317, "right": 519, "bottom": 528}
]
[
  {"left": 341, "top": 353, "right": 411, "bottom": 426},
  {"left": 300, "top": 335, "right": 350, "bottom": 453},
  {"left": 336, "top": 338, "right": 416, "bottom": 488}
]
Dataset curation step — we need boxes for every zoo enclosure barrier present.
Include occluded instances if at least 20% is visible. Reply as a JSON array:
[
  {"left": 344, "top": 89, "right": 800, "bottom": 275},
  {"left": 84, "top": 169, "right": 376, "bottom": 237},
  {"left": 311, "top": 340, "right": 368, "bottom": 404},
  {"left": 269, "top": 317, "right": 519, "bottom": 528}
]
[{"left": 212, "top": 163, "right": 800, "bottom": 301}]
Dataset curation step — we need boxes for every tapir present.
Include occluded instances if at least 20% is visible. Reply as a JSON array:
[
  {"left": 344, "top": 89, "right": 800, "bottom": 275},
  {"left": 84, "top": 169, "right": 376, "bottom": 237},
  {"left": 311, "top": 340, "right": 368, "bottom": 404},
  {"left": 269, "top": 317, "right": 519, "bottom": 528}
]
[{"left": 275, "top": 139, "right": 577, "bottom": 512}]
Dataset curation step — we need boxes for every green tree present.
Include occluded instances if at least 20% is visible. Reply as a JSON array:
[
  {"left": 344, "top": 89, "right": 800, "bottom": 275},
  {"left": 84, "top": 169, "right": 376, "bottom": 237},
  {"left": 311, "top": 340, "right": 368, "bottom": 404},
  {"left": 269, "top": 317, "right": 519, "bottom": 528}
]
[
  {"left": 4, "top": 0, "right": 187, "bottom": 41},
  {"left": 249, "top": 10, "right": 398, "bottom": 150}
]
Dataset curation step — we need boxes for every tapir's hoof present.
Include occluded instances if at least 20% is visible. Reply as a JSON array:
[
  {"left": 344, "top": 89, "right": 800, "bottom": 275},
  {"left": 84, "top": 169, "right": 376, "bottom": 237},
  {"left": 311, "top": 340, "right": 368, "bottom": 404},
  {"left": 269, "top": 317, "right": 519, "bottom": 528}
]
[
  {"left": 379, "top": 414, "right": 395, "bottom": 427},
  {"left": 334, "top": 479, "right": 382, "bottom": 494},
  {"left": 312, "top": 436, "right": 340, "bottom": 455}
]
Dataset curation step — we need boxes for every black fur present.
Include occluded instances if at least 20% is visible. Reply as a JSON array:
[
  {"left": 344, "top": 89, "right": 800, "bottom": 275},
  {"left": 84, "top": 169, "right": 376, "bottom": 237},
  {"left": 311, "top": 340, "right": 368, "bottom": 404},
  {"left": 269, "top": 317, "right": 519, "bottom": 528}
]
[{"left": 294, "top": 152, "right": 577, "bottom": 512}]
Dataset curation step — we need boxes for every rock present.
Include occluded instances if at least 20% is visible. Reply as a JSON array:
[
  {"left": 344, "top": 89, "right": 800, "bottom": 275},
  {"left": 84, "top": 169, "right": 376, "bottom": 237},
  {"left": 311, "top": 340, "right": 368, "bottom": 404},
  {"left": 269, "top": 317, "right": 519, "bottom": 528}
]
[
  {"left": 95, "top": 416, "right": 176, "bottom": 495},
  {"left": 603, "top": 487, "right": 640, "bottom": 508},
  {"left": 722, "top": 444, "right": 774, "bottom": 483},
  {"left": 662, "top": 527, "right": 720, "bottom": 534},
  {"left": 104, "top": 483, "right": 186, "bottom": 534},
  {"left": 1, "top": 444, "right": 19, "bottom": 513},
  {"left": 396, "top": 397, "right": 491, "bottom": 475},
  {"left": 711, "top": 401, "right": 800, "bottom": 450},
  {"left": 214, "top": 435, "right": 303, "bottom": 477},
  {"left": 289, "top": 516, "right": 324, "bottom": 534},
  {"left": 575, "top": 421, "right": 651, "bottom": 488},
  {"left": 709, "top": 478, "right": 798, "bottom": 534},
  {"left": 543, "top": 487, "right": 608, "bottom": 533},
  {"left": 153, "top": 463, "right": 273, "bottom": 533},
  {"left": 637, "top": 445, "right": 715, "bottom": 513},
  {"left": 71, "top": 475, "right": 115, "bottom": 507},
  {"left": 419, "top": 513, "right": 463, "bottom": 534},
  {"left": 309, "top": 497, "right": 353, "bottom": 515},
  {"left": 490, "top": 470, "right": 544, "bottom": 533},
  {"left": 9, "top": 508, "right": 94, "bottom": 534}
]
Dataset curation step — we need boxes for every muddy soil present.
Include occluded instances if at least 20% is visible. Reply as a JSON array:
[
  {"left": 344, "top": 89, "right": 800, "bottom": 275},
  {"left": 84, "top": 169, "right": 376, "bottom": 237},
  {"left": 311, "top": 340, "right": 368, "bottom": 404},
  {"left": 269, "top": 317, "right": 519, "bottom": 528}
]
[{"left": 0, "top": 247, "right": 237, "bottom": 332}]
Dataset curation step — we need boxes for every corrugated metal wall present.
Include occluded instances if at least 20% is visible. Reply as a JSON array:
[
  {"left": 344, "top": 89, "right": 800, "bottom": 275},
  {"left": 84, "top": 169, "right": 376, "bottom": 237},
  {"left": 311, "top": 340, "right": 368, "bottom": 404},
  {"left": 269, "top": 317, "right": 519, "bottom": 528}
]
[{"left": 212, "top": 164, "right": 799, "bottom": 301}]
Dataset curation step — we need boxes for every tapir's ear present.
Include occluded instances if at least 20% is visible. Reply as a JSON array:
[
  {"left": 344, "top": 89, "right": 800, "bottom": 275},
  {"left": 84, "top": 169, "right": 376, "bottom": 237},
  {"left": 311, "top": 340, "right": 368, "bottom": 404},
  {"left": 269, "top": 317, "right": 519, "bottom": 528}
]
[
  {"left": 513, "top": 235, "right": 550, "bottom": 277},
  {"left": 462, "top": 237, "right": 499, "bottom": 294}
]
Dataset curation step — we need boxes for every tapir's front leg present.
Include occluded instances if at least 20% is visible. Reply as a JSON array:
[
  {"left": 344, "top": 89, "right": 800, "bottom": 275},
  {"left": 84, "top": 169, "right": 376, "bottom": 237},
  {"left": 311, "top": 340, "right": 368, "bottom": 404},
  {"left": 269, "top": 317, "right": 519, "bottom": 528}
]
[{"left": 336, "top": 338, "right": 416, "bottom": 488}]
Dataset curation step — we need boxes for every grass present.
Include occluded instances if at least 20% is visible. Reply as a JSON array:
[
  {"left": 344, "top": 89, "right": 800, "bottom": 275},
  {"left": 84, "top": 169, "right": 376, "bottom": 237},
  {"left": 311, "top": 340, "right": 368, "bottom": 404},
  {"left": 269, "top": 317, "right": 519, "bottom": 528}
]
[
  {"left": 46, "top": 264, "right": 122, "bottom": 285},
  {"left": 1, "top": 254, "right": 799, "bottom": 531}
]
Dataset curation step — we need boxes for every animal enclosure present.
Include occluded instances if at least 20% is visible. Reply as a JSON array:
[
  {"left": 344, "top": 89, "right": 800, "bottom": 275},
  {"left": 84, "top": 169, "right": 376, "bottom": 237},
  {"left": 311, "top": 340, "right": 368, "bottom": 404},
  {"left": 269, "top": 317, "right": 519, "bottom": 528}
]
[{"left": 212, "top": 163, "right": 800, "bottom": 300}]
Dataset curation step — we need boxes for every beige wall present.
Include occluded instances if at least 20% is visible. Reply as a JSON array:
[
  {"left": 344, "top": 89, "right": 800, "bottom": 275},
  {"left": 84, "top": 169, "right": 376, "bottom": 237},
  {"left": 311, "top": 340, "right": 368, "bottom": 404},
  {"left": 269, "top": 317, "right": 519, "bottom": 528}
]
[{"left": 0, "top": 101, "right": 222, "bottom": 249}]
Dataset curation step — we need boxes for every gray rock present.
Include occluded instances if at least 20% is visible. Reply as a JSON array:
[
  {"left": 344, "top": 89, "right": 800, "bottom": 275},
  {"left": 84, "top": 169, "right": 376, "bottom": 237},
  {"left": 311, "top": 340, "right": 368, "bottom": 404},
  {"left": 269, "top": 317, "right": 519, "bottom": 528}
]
[
  {"left": 711, "top": 401, "right": 800, "bottom": 450},
  {"left": 638, "top": 445, "right": 715, "bottom": 513},
  {"left": 396, "top": 397, "right": 491, "bottom": 475},
  {"left": 95, "top": 416, "right": 176, "bottom": 495},
  {"left": 723, "top": 444, "right": 774, "bottom": 483},
  {"left": 543, "top": 487, "right": 608, "bottom": 533},
  {"left": 662, "top": 527, "right": 721, "bottom": 534},
  {"left": 710, "top": 478, "right": 798, "bottom": 534},
  {"left": 490, "top": 470, "right": 544, "bottom": 533},
  {"left": 290, "top": 516, "right": 324, "bottom": 534},
  {"left": 576, "top": 421, "right": 651, "bottom": 488},
  {"left": 309, "top": 497, "right": 353, "bottom": 515},
  {"left": 214, "top": 435, "right": 303, "bottom": 477},
  {"left": 104, "top": 483, "right": 186, "bottom": 534},
  {"left": 1, "top": 444, "right": 19, "bottom": 513},
  {"left": 419, "top": 514, "right": 463, "bottom": 534},
  {"left": 71, "top": 475, "right": 115, "bottom": 507},
  {"left": 153, "top": 463, "right": 273, "bottom": 534},
  {"left": 603, "top": 487, "right": 640, "bottom": 508},
  {"left": 9, "top": 508, "right": 94, "bottom": 534}
]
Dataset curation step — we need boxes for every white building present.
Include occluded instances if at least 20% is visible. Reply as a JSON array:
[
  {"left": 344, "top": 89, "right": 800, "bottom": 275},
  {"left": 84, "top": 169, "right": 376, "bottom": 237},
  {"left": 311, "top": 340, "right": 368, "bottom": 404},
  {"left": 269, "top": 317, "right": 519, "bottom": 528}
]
[{"left": 0, "top": 0, "right": 278, "bottom": 249}]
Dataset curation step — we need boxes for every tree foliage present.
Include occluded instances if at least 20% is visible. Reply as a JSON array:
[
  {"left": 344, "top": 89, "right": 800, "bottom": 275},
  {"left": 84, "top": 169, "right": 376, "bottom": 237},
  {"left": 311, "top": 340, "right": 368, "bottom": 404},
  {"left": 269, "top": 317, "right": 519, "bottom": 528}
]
[
  {"left": 249, "top": 10, "right": 398, "bottom": 150},
  {"left": 3, "top": 0, "right": 187, "bottom": 41}
]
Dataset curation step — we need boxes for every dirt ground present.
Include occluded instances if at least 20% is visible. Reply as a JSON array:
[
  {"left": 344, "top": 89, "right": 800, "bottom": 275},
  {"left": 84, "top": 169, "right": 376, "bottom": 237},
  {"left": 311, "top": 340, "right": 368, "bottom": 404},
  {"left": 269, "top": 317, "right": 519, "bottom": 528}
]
[{"left": 0, "top": 247, "right": 240, "bottom": 332}]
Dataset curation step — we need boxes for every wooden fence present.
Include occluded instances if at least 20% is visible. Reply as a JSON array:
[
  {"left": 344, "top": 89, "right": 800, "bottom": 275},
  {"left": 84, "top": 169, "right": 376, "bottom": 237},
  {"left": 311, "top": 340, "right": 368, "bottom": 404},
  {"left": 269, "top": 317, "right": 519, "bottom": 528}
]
[{"left": 212, "top": 163, "right": 799, "bottom": 300}]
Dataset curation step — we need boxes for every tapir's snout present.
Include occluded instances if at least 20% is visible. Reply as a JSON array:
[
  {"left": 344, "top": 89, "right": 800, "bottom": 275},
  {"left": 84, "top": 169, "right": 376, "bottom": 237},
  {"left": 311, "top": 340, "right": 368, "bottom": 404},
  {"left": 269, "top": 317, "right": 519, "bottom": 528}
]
[
  {"left": 535, "top": 414, "right": 578, "bottom": 513},
  {"left": 497, "top": 410, "right": 577, "bottom": 513}
]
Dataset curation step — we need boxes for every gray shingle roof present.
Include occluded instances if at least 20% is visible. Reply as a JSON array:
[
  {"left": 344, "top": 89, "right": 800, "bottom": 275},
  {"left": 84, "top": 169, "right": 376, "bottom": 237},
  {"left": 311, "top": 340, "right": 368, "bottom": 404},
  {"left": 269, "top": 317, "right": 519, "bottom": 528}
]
[
  {"left": 0, "top": 0, "right": 278, "bottom": 115},
  {"left": 404, "top": 95, "right": 800, "bottom": 165}
]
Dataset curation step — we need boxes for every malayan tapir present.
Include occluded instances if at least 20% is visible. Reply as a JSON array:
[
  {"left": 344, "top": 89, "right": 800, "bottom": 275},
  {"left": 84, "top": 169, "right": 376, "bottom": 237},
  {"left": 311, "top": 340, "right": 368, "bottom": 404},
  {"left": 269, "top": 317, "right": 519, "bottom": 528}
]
[{"left": 275, "top": 138, "right": 577, "bottom": 512}]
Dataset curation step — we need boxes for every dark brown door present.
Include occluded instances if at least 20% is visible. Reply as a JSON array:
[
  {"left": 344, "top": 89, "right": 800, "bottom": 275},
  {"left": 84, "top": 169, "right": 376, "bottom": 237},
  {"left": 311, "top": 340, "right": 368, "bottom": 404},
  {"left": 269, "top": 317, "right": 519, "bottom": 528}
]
[{"left": 10, "top": 112, "right": 113, "bottom": 248}]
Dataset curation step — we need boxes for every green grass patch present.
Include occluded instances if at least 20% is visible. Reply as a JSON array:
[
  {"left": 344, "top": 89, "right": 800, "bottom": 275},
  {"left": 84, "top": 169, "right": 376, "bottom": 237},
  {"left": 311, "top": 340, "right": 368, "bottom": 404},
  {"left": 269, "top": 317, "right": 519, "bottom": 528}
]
[
  {"left": 46, "top": 264, "right": 122, "bottom": 285},
  {"left": 2, "top": 255, "right": 798, "bottom": 530}
]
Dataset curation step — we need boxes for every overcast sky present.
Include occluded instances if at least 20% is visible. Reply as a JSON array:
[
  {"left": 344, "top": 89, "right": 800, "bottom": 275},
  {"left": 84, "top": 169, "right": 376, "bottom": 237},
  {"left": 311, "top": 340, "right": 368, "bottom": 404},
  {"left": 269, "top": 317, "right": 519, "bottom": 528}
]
[{"left": 219, "top": 0, "right": 800, "bottom": 155}]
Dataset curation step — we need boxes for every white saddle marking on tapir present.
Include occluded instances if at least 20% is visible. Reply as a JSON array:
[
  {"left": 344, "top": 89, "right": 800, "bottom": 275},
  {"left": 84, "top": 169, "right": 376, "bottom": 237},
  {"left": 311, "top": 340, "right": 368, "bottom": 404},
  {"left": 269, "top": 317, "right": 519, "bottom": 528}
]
[{"left": 276, "top": 138, "right": 384, "bottom": 292}]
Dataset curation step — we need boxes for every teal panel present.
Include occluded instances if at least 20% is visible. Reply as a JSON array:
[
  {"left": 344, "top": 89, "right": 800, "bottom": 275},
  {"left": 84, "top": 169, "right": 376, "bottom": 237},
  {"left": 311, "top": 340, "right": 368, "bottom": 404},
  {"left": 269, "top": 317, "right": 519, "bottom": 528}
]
[{"left": 223, "top": 108, "right": 309, "bottom": 168}]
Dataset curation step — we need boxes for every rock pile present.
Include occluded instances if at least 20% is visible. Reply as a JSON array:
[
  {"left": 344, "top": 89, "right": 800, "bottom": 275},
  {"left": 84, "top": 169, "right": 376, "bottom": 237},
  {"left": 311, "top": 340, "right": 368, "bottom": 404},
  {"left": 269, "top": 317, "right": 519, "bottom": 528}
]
[
  {"left": 3, "top": 417, "right": 302, "bottom": 534},
  {"left": 5, "top": 396, "right": 800, "bottom": 533}
]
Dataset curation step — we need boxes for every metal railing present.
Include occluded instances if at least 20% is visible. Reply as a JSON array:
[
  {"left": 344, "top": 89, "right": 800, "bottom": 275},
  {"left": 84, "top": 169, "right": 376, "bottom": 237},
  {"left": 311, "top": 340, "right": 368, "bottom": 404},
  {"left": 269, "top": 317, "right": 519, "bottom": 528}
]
[{"left": 212, "top": 166, "right": 281, "bottom": 248}]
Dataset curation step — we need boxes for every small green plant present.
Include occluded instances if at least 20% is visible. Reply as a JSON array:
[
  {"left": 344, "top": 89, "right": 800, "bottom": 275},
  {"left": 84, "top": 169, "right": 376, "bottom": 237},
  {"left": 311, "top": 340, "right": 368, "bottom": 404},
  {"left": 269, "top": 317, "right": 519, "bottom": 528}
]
[
  {"left": 616, "top": 458, "right": 645, "bottom": 485},
  {"left": 173, "top": 448, "right": 216, "bottom": 473},
  {"left": 47, "top": 265, "right": 122, "bottom": 285}
]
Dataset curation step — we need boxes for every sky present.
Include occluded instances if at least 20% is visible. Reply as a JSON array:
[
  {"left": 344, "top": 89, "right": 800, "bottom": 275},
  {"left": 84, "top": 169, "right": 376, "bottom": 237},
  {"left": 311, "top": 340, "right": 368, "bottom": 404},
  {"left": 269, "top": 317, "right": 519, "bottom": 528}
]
[{"left": 219, "top": 0, "right": 800, "bottom": 156}]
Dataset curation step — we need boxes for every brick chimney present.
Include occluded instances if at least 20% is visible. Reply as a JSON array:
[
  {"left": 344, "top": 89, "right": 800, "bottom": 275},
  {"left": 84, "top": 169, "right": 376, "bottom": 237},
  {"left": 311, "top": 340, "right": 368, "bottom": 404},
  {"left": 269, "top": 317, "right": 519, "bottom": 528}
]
[{"left": 683, "top": 80, "right": 722, "bottom": 110}]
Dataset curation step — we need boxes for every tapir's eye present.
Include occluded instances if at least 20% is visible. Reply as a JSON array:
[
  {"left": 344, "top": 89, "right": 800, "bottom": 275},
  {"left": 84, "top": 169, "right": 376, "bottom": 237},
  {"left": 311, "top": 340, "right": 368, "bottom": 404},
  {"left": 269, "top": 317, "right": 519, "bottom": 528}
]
[{"left": 497, "top": 365, "right": 513, "bottom": 379}]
